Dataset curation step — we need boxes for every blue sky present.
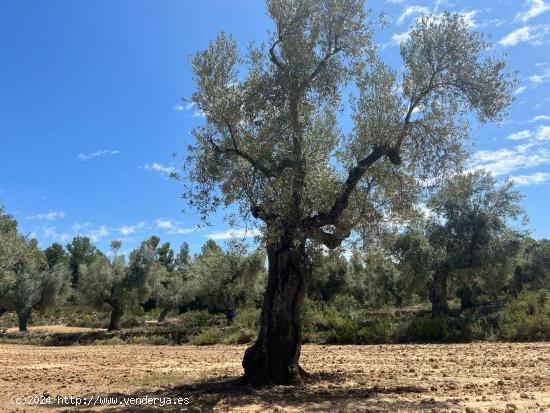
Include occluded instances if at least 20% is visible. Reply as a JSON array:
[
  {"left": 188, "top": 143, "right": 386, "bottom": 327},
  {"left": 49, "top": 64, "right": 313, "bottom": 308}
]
[{"left": 1, "top": 0, "right": 549, "bottom": 255}]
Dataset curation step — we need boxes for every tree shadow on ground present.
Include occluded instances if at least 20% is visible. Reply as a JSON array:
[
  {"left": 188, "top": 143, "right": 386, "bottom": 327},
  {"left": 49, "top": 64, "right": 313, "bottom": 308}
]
[{"left": 51, "top": 373, "right": 450, "bottom": 412}]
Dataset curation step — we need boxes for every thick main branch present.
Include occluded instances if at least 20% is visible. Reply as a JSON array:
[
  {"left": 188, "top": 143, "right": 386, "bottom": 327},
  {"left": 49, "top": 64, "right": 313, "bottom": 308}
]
[{"left": 303, "top": 145, "right": 396, "bottom": 229}]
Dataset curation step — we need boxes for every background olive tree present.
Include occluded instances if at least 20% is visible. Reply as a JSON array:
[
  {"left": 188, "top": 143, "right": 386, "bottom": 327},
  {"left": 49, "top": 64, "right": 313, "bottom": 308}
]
[
  {"left": 78, "top": 239, "right": 158, "bottom": 331},
  {"left": 191, "top": 240, "right": 266, "bottom": 324},
  {"left": 0, "top": 208, "right": 70, "bottom": 331},
  {"left": 153, "top": 242, "right": 193, "bottom": 323},
  {"left": 395, "top": 171, "right": 524, "bottom": 316}
]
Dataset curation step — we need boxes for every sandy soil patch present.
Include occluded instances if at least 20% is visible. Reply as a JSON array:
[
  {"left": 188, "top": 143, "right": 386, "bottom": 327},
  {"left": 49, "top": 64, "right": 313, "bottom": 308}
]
[{"left": 0, "top": 342, "right": 548, "bottom": 412}]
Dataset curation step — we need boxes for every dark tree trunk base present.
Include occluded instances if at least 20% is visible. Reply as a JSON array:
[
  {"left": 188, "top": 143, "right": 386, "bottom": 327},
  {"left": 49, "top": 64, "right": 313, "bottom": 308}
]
[
  {"left": 158, "top": 308, "right": 169, "bottom": 323},
  {"left": 108, "top": 305, "right": 123, "bottom": 331},
  {"left": 242, "top": 237, "right": 308, "bottom": 385},
  {"left": 430, "top": 273, "right": 449, "bottom": 317},
  {"left": 18, "top": 311, "right": 30, "bottom": 332},
  {"left": 459, "top": 286, "right": 474, "bottom": 310}
]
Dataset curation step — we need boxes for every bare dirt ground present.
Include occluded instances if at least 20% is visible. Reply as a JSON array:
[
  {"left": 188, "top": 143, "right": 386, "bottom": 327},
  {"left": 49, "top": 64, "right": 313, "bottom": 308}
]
[
  {"left": 0, "top": 342, "right": 549, "bottom": 413},
  {"left": 4, "top": 326, "right": 104, "bottom": 334}
]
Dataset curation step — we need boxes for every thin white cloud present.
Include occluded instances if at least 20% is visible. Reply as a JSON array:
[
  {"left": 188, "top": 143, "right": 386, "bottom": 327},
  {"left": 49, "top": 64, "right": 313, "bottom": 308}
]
[
  {"left": 516, "top": 0, "right": 550, "bottom": 23},
  {"left": 26, "top": 211, "right": 66, "bottom": 221},
  {"left": 507, "top": 130, "right": 533, "bottom": 140},
  {"left": 40, "top": 225, "right": 72, "bottom": 242},
  {"left": 173, "top": 102, "right": 195, "bottom": 112},
  {"left": 396, "top": 5, "right": 429, "bottom": 25},
  {"left": 155, "top": 219, "right": 195, "bottom": 235},
  {"left": 498, "top": 25, "right": 550, "bottom": 47},
  {"left": 391, "top": 30, "right": 410, "bottom": 45},
  {"left": 207, "top": 228, "right": 261, "bottom": 240},
  {"left": 71, "top": 222, "right": 110, "bottom": 242},
  {"left": 529, "top": 68, "right": 550, "bottom": 83},
  {"left": 510, "top": 171, "right": 550, "bottom": 186},
  {"left": 141, "top": 163, "right": 177, "bottom": 176},
  {"left": 77, "top": 149, "right": 120, "bottom": 161},
  {"left": 477, "top": 17, "right": 505, "bottom": 29},
  {"left": 85, "top": 225, "right": 109, "bottom": 242},
  {"left": 119, "top": 221, "right": 145, "bottom": 236},
  {"left": 173, "top": 102, "right": 205, "bottom": 118},
  {"left": 432, "top": 0, "right": 445, "bottom": 12},
  {"left": 537, "top": 125, "right": 550, "bottom": 140},
  {"left": 514, "top": 86, "right": 527, "bottom": 95},
  {"left": 529, "top": 114, "right": 550, "bottom": 122},
  {"left": 461, "top": 10, "right": 478, "bottom": 28},
  {"left": 470, "top": 143, "right": 550, "bottom": 176}
]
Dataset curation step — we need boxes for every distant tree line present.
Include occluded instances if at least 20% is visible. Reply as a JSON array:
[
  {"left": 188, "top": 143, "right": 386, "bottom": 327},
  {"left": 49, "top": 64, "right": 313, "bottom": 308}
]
[
  {"left": 0, "top": 208, "right": 266, "bottom": 331},
  {"left": 0, "top": 172, "right": 548, "bottom": 332}
]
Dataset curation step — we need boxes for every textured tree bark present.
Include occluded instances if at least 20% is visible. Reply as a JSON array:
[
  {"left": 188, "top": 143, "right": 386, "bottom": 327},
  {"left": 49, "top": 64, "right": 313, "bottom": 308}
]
[
  {"left": 430, "top": 273, "right": 449, "bottom": 317},
  {"left": 108, "top": 303, "right": 123, "bottom": 331},
  {"left": 158, "top": 308, "right": 169, "bottom": 323},
  {"left": 242, "top": 237, "right": 308, "bottom": 385},
  {"left": 17, "top": 310, "right": 30, "bottom": 332}
]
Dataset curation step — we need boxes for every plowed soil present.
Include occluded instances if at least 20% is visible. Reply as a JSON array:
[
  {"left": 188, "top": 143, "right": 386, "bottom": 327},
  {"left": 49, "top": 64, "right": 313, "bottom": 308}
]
[{"left": 1, "top": 342, "right": 549, "bottom": 412}]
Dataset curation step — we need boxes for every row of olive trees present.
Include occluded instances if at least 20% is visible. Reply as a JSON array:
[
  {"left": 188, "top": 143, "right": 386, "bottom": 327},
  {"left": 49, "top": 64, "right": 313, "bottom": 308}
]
[
  {"left": 70, "top": 236, "right": 266, "bottom": 330},
  {"left": 0, "top": 209, "right": 266, "bottom": 331}
]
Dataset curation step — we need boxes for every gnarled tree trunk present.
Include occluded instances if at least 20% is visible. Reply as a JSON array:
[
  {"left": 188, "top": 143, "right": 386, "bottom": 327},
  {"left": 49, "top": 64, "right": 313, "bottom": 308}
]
[
  {"left": 242, "top": 237, "right": 308, "bottom": 385},
  {"left": 17, "top": 310, "right": 30, "bottom": 332},
  {"left": 222, "top": 292, "right": 236, "bottom": 325},
  {"left": 430, "top": 273, "right": 449, "bottom": 317},
  {"left": 158, "top": 308, "right": 169, "bottom": 323},
  {"left": 106, "top": 301, "right": 123, "bottom": 331}
]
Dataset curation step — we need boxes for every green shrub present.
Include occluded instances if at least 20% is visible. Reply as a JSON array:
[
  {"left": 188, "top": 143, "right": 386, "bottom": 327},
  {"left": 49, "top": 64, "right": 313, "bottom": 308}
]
[
  {"left": 223, "top": 328, "right": 255, "bottom": 344},
  {"left": 120, "top": 316, "right": 144, "bottom": 329},
  {"left": 498, "top": 290, "right": 550, "bottom": 340},
  {"left": 190, "top": 327, "right": 222, "bottom": 345},
  {"left": 357, "top": 316, "right": 398, "bottom": 344},
  {"left": 180, "top": 310, "right": 224, "bottom": 328},
  {"left": 98, "top": 336, "right": 124, "bottom": 345},
  {"left": 407, "top": 316, "right": 450, "bottom": 341},
  {"left": 233, "top": 307, "right": 260, "bottom": 330},
  {"left": 324, "top": 313, "right": 360, "bottom": 344},
  {"left": 330, "top": 294, "right": 362, "bottom": 321}
]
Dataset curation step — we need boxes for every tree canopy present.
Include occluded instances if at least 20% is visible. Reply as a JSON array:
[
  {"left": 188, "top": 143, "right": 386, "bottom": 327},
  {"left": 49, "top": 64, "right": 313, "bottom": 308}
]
[{"left": 184, "top": 3, "right": 516, "bottom": 250}]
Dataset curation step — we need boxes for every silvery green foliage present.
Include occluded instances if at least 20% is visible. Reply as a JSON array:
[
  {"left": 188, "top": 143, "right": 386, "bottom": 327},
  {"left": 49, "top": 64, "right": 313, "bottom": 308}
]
[
  {"left": 0, "top": 208, "right": 70, "bottom": 320},
  {"left": 79, "top": 239, "right": 158, "bottom": 311},
  {"left": 183, "top": 1, "right": 516, "bottom": 249},
  {"left": 151, "top": 264, "right": 193, "bottom": 314},
  {"left": 395, "top": 170, "right": 524, "bottom": 295},
  {"left": 191, "top": 240, "right": 266, "bottom": 312}
]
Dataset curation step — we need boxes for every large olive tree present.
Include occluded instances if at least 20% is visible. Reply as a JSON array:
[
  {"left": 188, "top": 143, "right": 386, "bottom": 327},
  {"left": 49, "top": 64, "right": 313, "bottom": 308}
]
[{"left": 182, "top": 0, "right": 515, "bottom": 384}]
